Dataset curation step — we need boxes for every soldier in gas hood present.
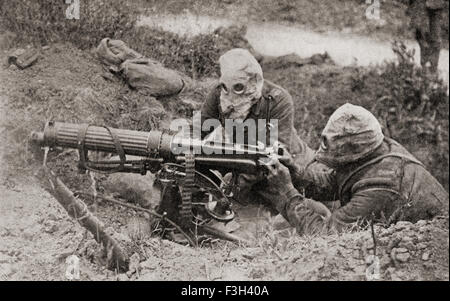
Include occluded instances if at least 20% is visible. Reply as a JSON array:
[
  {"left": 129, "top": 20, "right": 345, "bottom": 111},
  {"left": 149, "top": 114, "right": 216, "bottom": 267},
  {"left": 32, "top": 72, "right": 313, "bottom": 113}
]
[{"left": 266, "top": 103, "right": 449, "bottom": 235}]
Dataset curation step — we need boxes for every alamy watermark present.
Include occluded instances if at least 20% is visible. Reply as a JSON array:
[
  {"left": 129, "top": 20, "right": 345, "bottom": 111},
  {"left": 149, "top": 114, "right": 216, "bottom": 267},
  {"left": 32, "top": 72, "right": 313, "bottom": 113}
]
[
  {"left": 65, "top": 255, "right": 80, "bottom": 280},
  {"left": 169, "top": 111, "right": 279, "bottom": 155},
  {"left": 365, "top": 0, "right": 382, "bottom": 21},
  {"left": 65, "top": 0, "right": 80, "bottom": 20},
  {"left": 365, "top": 255, "right": 380, "bottom": 280}
]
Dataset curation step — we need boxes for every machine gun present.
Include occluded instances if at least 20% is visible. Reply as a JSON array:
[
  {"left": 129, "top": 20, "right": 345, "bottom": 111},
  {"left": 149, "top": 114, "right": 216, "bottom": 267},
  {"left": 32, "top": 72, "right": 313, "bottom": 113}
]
[{"left": 30, "top": 121, "right": 283, "bottom": 238}]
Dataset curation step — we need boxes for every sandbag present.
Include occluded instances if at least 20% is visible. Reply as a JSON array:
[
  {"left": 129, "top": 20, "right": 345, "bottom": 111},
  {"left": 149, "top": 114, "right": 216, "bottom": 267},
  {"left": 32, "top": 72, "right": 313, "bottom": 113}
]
[
  {"left": 103, "top": 156, "right": 159, "bottom": 209},
  {"left": 119, "top": 58, "right": 185, "bottom": 97},
  {"left": 96, "top": 38, "right": 143, "bottom": 67}
]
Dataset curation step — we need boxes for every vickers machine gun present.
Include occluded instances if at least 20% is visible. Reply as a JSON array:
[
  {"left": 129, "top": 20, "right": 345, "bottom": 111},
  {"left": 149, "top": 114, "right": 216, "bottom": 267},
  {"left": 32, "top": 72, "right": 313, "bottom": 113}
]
[{"left": 31, "top": 121, "right": 283, "bottom": 243}]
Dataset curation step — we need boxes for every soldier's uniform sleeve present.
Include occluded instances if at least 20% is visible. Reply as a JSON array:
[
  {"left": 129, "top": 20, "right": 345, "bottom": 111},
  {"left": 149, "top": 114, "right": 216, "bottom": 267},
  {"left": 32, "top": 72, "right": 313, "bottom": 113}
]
[
  {"left": 278, "top": 180, "right": 400, "bottom": 235},
  {"left": 289, "top": 159, "right": 338, "bottom": 202},
  {"left": 200, "top": 84, "right": 221, "bottom": 139},
  {"left": 268, "top": 89, "right": 296, "bottom": 151},
  {"left": 298, "top": 161, "right": 336, "bottom": 191}
]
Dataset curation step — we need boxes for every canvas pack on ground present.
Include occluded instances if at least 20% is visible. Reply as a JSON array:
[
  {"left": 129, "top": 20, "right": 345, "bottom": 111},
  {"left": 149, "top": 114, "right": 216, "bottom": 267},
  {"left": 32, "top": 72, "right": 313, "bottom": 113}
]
[
  {"left": 119, "top": 58, "right": 185, "bottom": 97},
  {"left": 96, "top": 38, "right": 185, "bottom": 97},
  {"left": 96, "top": 38, "right": 143, "bottom": 67}
]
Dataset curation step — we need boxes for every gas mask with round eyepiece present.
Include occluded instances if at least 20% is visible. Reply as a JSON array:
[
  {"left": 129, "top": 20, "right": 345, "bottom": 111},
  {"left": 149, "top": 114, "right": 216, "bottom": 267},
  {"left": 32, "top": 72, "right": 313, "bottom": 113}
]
[{"left": 218, "top": 49, "right": 264, "bottom": 120}]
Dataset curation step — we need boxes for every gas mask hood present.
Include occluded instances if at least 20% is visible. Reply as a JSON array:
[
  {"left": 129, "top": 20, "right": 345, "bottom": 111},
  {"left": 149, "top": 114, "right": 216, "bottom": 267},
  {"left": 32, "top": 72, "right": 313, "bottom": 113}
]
[
  {"left": 218, "top": 49, "right": 264, "bottom": 120},
  {"left": 315, "top": 103, "right": 384, "bottom": 167}
]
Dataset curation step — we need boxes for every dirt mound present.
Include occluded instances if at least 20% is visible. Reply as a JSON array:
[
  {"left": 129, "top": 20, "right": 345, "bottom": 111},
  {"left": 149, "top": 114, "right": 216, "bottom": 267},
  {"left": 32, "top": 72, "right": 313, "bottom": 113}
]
[
  {"left": 128, "top": 217, "right": 449, "bottom": 281},
  {"left": 263, "top": 217, "right": 449, "bottom": 281}
]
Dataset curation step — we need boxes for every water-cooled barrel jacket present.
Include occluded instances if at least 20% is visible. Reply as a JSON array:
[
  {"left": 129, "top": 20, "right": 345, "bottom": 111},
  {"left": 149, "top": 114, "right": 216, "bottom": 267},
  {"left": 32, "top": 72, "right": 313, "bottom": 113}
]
[
  {"left": 281, "top": 138, "right": 449, "bottom": 235},
  {"left": 200, "top": 79, "right": 313, "bottom": 158}
]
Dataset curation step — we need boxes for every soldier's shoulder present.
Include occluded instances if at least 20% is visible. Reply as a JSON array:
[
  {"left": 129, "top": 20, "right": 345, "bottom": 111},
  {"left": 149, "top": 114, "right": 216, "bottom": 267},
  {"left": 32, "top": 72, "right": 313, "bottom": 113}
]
[
  {"left": 346, "top": 140, "right": 417, "bottom": 183},
  {"left": 263, "top": 80, "right": 292, "bottom": 103},
  {"left": 340, "top": 158, "right": 400, "bottom": 196}
]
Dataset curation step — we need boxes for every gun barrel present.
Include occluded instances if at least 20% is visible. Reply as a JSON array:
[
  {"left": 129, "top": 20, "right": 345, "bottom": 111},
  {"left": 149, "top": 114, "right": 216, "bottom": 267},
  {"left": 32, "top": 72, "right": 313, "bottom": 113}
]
[
  {"left": 30, "top": 121, "right": 174, "bottom": 158},
  {"left": 30, "top": 121, "right": 274, "bottom": 174}
]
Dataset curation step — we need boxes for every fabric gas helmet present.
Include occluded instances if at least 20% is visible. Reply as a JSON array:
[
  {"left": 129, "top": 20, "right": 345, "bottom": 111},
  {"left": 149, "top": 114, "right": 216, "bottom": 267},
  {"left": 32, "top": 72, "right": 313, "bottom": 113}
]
[
  {"left": 218, "top": 49, "right": 264, "bottom": 120},
  {"left": 315, "top": 103, "right": 384, "bottom": 167}
]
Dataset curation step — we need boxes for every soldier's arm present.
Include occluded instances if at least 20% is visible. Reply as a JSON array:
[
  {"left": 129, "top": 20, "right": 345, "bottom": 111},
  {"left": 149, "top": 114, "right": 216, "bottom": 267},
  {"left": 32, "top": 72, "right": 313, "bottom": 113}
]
[
  {"left": 296, "top": 161, "right": 337, "bottom": 193},
  {"left": 327, "top": 182, "right": 400, "bottom": 228},
  {"left": 269, "top": 91, "right": 338, "bottom": 196},
  {"left": 278, "top": 183, "right": 399, "bottom": 235},
  {"left": 283, "top": 156, "right": 338, "bottom": 203}
]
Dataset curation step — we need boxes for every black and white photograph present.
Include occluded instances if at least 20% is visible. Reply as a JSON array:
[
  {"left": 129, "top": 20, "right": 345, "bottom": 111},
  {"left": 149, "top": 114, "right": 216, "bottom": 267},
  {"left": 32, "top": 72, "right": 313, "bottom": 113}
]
[{"left": 0, "top": 0, "right": 448, "bottom": 285}]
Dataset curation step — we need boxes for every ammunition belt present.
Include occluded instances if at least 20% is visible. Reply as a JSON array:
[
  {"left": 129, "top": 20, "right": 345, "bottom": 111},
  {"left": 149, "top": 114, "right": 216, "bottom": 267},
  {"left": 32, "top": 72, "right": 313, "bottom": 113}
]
[{"left": 180, "top": 153, "right": 195, "bottom": 228}]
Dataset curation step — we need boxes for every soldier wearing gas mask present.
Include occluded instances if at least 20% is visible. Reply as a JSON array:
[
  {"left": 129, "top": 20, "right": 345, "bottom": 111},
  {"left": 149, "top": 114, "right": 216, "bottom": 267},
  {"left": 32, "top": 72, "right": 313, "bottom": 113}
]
[
  {"left": 266, "top": 103, "right": 449, "bottom": 235},
  {"left": 200, "top": 48, "right": 323, "bottom": 208}
]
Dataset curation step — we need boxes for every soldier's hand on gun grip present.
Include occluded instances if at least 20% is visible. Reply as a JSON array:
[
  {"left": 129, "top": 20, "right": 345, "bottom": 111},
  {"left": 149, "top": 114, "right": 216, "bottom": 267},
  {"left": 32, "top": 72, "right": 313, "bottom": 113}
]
[
  {"left": 266, "top": 156, "right": 332, "bottom": 219},
  {"left": 272, "top": 141, "right": 302, "bottom": 178},
  {"left": 266, "top": 157, "right": 296, "bottom": 196}
]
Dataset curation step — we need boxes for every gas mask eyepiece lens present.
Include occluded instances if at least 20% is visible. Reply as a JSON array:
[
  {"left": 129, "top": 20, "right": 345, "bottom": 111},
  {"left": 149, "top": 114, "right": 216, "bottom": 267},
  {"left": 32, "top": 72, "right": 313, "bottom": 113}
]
[{"left": 232, "top": 83, "right": 245, "bottom": 95}]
